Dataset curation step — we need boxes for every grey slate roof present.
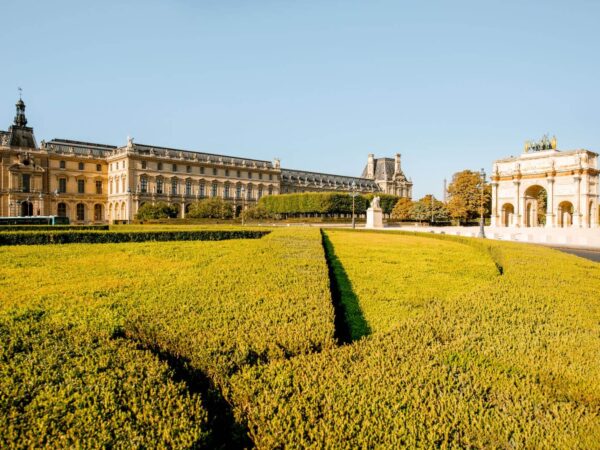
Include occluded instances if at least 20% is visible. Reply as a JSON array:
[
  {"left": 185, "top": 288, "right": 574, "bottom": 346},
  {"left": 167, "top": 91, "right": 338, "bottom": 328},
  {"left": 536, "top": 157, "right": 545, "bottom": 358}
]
[
  {"left": 281, "top": 168, "right": 380, "bottom": 191},
  {"left": 361, "top": 157, "right": 396, "bottom": 180}
]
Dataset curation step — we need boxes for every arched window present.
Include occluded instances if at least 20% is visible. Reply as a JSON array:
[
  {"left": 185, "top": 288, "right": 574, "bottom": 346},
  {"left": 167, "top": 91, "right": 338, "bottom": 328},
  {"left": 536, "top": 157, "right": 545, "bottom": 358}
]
[
  {"left": 258, "top": 186, "right": 263, "bottom": 199},
  {"left": 94, "top": 204, "right": 103, "bottom": 221},
  {"left": 199, "top": 183, "right": 205, "bottom": 197},
  {"left": 211, "top": 182, "right": 218, "bottom": 197},
  {"left": 21, "top": 201, "right": 33, "bottom": 217},
  {"left": 185, "top": 179, "right": 192, "bottom": 196},
  {"left": 236, "top": 184, "right": 242, "bottom": 199},
  {"left": 156, "top": 178, "right": 164, "bottom": 194},
  {"left": 247, "top": 185, "right": 253, "bottom": 200},
  {"left": 268, "top": 185, "right": 273, "bottom": 195},
  {"left": 171, "top": 178, "right": 178, "bottom": 195},
  {"left": 76, "top": 203, "right": 85, "bottom": 221},
  {"left": 57, "top": 202, "right": 67, "bottom": 217},
  {"left": 224, "top": 183, "right": 230, "bottom": 199}
]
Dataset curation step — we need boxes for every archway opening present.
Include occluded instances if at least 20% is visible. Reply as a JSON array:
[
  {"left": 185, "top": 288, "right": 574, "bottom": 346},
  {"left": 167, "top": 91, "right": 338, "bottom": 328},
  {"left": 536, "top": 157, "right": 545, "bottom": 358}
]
[
  {"left": 524, "top": 185, "right": 547, "bottom": 227},
  {"left": 557, "top": 201, "right": 574, "bottom": 228},
  {"left": 94, "top": 204, "right": 103, "bottom": 222},
  {"left": 57, "top": 202, "right": 67, "bottom": 217},
  {"left": 501, "top": 203, "right": 515, "bottom": 227}
]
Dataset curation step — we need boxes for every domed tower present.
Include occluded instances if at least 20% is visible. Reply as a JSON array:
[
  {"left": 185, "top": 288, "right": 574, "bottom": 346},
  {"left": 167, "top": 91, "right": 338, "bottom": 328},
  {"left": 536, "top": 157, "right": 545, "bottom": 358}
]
[{"left": 5, "top": 94, "right": 37, "bottom": 148}]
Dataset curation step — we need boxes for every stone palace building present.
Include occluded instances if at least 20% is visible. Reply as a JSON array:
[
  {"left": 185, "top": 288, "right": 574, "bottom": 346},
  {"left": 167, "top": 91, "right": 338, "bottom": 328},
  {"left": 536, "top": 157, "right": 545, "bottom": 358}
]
[
  {"left": 0, "top": 97, "right": 413, "bottom": 223},
  {"left": 490, "top": 136, "right": 599, "bottom": 228}
]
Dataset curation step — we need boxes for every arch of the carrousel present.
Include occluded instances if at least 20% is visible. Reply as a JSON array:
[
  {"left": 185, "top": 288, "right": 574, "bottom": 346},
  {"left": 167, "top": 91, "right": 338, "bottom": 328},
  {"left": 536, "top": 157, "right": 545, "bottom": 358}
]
[
  {"left": 557, "top": 201, "right": 574, "bottom": 228},
  {"left": 523, "top": 184, "right": 547, "bottom": 227},
  {"left": 500, "top": 202, "right": 515, "bottom": 227}
]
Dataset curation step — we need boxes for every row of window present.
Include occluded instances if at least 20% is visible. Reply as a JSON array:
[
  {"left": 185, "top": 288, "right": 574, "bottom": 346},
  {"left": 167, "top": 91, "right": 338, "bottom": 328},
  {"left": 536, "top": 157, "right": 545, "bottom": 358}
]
[
  {"left": 140, "top": 178, "right": 272, "bottom": 198},
  {"left": 59, "top": 160, "right": 103, "bottom": 172},
  {"left": 139, "top": 160, "right": 274, "bottom": 180},
  {"left": 56, "top": 202, "right": 103, "bottom": 221},
  {"left": 56, "top": 177, "right": 103, "bottom": 194}
]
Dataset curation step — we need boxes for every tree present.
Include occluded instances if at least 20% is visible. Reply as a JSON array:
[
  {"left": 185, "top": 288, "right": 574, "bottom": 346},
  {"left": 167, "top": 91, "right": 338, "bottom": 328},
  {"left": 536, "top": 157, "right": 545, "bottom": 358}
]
[
  {"left": 446, "top": 170, "right": 491, "bottom": 224},
  {"left": 410, "top": 195, "right": 448, "bottom": 224},
  {"left": 391, "top": 197, "right": 414, "bottom": 221},
  {"left": 135, "top": 202, "right": 178, "bottom": 220},
  {"left": 187, "top": 198, "right": 233, "bottom": 219},
  {"left": 242, "top": 205, "right": 273, "bottom": 221}
]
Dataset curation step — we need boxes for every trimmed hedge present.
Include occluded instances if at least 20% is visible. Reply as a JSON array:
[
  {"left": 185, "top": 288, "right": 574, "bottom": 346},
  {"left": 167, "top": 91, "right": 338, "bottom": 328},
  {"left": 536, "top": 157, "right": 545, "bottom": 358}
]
[
  {"left": 0, "top": 225, "right": 109, "bottom": 232},
  {"left": 0, "top": 230, "right": 270, "bottom": 246}
]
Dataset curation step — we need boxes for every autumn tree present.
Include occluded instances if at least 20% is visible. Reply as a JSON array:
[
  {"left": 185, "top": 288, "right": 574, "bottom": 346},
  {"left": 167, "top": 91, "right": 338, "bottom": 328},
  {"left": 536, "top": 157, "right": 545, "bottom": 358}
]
[
  {"left": 390, "top": 197, "right": 414, "bottom": 221},
  {"left": 446, "top": 170, "right": 491, "bottom": 224}
]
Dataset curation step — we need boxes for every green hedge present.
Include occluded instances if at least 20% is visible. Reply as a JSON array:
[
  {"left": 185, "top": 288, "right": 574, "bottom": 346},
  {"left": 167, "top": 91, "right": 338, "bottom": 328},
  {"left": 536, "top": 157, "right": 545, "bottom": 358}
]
[
  {"left": 0, "top": 225, "right": 109, "bottom": 232},
  {"left": 258, "top": 192, "right": 402, "bottom": 216},
  {"left": 0, "top": 230, "right": 270, "bottom": 246}
]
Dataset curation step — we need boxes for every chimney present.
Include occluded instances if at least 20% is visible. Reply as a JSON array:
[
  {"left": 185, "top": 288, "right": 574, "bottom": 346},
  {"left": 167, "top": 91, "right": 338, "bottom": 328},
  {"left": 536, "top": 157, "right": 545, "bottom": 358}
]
[
  {"left": 394, "top": 153, "right": 401, "bottom": 174},
  {"left": 367, "top": 153, "right": 375, "bottom": 179}
]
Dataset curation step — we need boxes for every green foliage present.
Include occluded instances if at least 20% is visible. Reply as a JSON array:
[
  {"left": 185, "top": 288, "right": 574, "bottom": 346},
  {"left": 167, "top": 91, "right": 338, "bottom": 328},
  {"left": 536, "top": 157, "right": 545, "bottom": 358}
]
[
  {"left": 0, "top": 309, "right": 208, "bottom": 449},
  {"left": 241, "top": 205, "right": 273, "bottom": 221},
  {"left": 187, "top": 198, "right": 234, "bottom": 219},
  {"left": 410, "top": 194, "right": 450, "bottom": 223},
  {"left": 228, "top": 230, "right": 600, "bottom": 448},
  {"left": 259, "top": 192, "right": 378, "bottom": 216},
  {"left": 0, "top": 230, "right": 268, "bottom": 246},
  {"left": 0, "top": 225, "right": 109, "bottom": 232},
  {"left": 135, "top": 202, "right": 179, "bottom": 220},
  {"left": 363, "top": 193, "right": 401, "bottom": 215}
]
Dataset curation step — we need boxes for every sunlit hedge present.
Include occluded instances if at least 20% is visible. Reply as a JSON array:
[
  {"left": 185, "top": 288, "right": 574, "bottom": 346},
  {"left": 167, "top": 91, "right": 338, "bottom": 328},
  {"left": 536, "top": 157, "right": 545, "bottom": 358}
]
[
  {"left": 0, "top": 225, "right": 109, "bottom": 232},
  {"left": 0, "top": 229, "right": 269, "bottom": 246}
]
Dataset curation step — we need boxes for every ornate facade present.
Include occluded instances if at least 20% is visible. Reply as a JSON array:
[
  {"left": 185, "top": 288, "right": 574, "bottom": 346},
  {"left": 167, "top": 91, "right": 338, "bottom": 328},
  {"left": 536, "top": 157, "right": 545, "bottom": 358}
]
[
  {"left": 0, "top": 97, "right": 412, "bottom": 223},
  {"left": 491, "top": 137, "right": 599, "bottom": 228}
]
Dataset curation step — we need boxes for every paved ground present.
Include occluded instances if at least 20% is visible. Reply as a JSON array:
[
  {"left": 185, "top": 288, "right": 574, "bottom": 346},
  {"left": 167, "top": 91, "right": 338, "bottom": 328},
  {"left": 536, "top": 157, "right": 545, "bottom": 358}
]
[{"left": 550, "top": 247, "right": 600, "bottom": 263}]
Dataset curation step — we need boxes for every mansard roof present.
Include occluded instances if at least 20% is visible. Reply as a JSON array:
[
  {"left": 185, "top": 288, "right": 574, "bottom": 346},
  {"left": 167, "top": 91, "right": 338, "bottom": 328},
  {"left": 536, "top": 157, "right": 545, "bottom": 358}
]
[
  {"left": 132, "top": 143, "right": 275, "bottom": 169},
  {"left": 281, "top": 168, "right": 380, "bottom": 190},
  {"left": 46, "top": 138, "right": 116, "bottom": 157},
  {"left": 360, "top": 157, "right": 396, "bottom": 180}
]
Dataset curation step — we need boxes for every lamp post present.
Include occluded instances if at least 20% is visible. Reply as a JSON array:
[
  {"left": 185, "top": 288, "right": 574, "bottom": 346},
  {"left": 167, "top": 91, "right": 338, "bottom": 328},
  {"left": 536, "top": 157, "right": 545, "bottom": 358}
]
[
  {"left": 351, "top": 181, "right": 358, "bottom": 229},
  {"left": 430, "top": 194, "right": 434, "bottom": 225},
  {"left": 478, "top": 168, "right": 486, "bottom": 238},
  {"left": 241, "top": 186, "right": 245, "bottom": 226}
]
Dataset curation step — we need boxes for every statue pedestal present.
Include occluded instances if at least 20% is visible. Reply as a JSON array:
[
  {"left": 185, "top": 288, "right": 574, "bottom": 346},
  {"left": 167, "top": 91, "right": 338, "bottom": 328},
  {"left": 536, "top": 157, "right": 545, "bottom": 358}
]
[{"left": 366, "top": 207, "right": 383, "bottom": 229}]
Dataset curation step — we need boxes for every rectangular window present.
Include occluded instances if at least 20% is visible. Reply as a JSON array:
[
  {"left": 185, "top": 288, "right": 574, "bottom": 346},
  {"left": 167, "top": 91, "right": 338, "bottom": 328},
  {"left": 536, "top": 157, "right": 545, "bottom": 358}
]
[
  {"left": 77, "top": 179, "right": 85, "bottom": 194},
  {"left": 258, "top": 186, "right": 263, "bottom": 198},
  {"left": 172, "top": 164, "right": 177, "bottom": 172},
  {"left": 237, "top": 170, "right": 241, "bottom": 178},
  {"left": 59, "top": 160, "right": 66, "bottom": 169},
  {"left": 268, "top": 185, "right": 273, "bottom": 195},
  {"left": 185, "top": 180, "right": 192, "bottom": 196},
  {"left": 22, "top": 174, "right": 31, "bottom": 193},
  {"left": 200, "top": 166, "right": 205, "bottom": 175},
  {"left": 212, "top": 167, "right": 217, "bottom": 176},
  {"left": 211, "top": 183, "right": 218, "bottom": 197},
  {"left": 141, "top": 160, "right": 147, "bottom": 169},
  {"left": 247, "top": 185, "right": 253, "bottom": 199},
  {"left": 58, "top": 178, "right": 67, "bottom": 193},
  {"left": 158, "top": 162, "right": 163, "bottom": 171},
  {"left": 259, "top": 173, "right": 263, "bottom": 180},
  {"left": 247, "top": 171, "right": 252, "bottom": 179},
  {"left": 78, "top": 162, "right": 84, "bottom": 170},
  {"left": 157, "top": 179, "right": 163, "bottom": 194},
  {"left": 199, "top": 184, "right": 205, "bottom": 197},
  {"left": 186, "top": 165, "right": 191, "bottom": 173},
  {"left": 236, "top": 185, "right": 241, "bottom": 199},
  {"left": 224, "top": 184, "right": 230, "bottom": 199},
  {"left": 171, "top": 179, "right": 178, "bottom": 195},
  {"left": 225, "top": 169, "right": 230, "bottom": 177},
  {"left": 140, "top": 177, "right": 148, "bottom": 193},
  {"left": 96, "top": 164, "right": 101, "bottom": 171},
  {"left": 95, "top": 180, "right": 102, "bottom": 194},
  {"left": 269, "top": 174, "right": 273, "bottom": 181},
  {"left": 76, "top": 204, "right": 85, "bottom": 221}
]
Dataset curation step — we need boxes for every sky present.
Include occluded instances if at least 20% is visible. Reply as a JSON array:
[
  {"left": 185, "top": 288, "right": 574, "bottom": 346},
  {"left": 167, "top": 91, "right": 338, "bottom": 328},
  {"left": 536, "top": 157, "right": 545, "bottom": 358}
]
[{"left": 1, "top": 0, "right": 599, "bottom": 198}]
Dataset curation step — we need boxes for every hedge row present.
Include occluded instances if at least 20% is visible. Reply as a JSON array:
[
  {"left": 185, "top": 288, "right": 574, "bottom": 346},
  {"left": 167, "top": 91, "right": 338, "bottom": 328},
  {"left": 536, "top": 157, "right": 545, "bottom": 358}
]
[
  {"left": 258, "top": 192, "right": 401, "bottom": 215},
  {"left": 0, "top": 225, "right": 109, "bottom": 232},
  {"left": 0, "top": 230, "right": 269, "bottom": 246}
]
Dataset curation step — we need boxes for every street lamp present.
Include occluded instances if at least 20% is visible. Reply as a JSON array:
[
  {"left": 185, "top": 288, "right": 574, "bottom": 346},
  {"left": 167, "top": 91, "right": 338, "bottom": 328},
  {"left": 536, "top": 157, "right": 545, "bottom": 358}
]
[
  {"left": 351, "top": 181, "right": 358, "bottom": 229},
  {"left": 478, "top": 168, "right": 486, "bottom": 238},
  {"left": 241, "top": 186, "right": 246, "bottom": 226}
]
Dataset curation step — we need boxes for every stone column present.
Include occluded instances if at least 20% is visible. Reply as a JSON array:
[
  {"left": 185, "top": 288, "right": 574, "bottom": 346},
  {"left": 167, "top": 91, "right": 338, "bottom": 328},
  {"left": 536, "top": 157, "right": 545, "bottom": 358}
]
[
  {"left": 513, "top": 180, "right": 521, "bottom": 227},
  {"left": 545, "top": 178, "right": 555, "bottom": 228},
  {"left": 490, "top": 182, "right": 499, "bottom": 227},
  {"left": 573, "top": 175, "right": 582, "bottom": 227}
]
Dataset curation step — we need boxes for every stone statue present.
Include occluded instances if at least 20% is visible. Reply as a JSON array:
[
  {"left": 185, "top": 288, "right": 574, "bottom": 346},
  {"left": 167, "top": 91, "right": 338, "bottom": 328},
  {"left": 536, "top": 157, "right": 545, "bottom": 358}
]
[
  {"left": 127, "top": 136, "right": 134, "bottom": 149},
  {"left": 371, "top": 196, "right": 381, "bottom": 209}
]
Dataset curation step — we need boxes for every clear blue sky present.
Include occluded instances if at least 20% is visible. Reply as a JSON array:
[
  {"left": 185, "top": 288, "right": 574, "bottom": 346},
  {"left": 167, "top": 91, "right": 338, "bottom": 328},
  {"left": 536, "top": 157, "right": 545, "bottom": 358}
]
[{"left": 2, "top": 0, "right": 599, "bottom": 198}]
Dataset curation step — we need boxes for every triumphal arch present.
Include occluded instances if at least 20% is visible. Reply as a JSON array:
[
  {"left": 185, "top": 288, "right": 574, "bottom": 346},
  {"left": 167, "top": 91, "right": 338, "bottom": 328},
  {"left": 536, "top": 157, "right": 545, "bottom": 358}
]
[{"left": 491, "top": 136, "right": 599, "bottom": 228}]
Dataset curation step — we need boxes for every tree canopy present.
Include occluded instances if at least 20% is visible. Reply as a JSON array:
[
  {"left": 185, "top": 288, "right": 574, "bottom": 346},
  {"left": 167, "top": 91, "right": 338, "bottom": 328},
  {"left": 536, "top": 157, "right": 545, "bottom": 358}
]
[{"left": 446, "top": 170, "right": 491, "bottom": 224}]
